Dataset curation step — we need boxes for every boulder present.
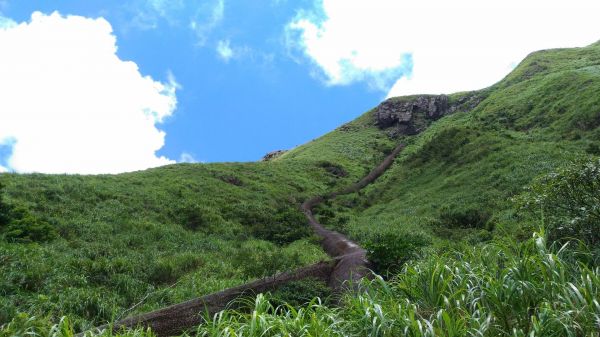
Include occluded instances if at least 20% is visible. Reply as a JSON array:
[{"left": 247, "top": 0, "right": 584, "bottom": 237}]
[{"left": 375, "top": 95, "right": 449, "bottom": 128}]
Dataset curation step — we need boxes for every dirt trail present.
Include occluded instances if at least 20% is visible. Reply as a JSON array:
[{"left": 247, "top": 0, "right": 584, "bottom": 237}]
[
  {"left": 81, "top": 142, "right": 405, "bottom": 337},
  {"left": 301, "top": 143, "right": 405, "bottom": 290}
]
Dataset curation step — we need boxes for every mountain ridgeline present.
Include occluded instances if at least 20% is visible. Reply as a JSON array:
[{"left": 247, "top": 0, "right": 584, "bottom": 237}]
[{"left": 1, "top": 42, "right": 600, "bottom": 336}]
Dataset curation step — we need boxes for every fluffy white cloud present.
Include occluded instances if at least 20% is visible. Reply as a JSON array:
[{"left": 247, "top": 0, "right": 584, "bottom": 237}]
[
  {"left": 216, "top": 39, "right": 234, "bottom": 62},
  {"left": 0, "top": 11, "right": 178, "bottom": 174},
  {"left": 287, "top": 0, "right": 600, "bottom": 96}
]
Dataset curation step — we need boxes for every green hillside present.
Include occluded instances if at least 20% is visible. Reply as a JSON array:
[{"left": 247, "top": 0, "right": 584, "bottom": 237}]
[
  {"left": 1, "top": 42, "right": 600, "bottom": 336},
  {"left": 307, "top": 43, "right": 600, "bottom": 246}
]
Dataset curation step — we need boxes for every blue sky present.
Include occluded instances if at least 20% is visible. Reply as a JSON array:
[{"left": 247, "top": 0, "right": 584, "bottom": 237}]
[
  {"left": 1, "top": 0, "right": 386, "bottom": 165},
  {"left": 1, "top": 0, "right": 599, "bottom": 173}
]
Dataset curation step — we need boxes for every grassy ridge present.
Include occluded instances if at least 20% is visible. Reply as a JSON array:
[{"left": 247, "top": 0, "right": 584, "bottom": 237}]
[{"left": 317, "top": 43, "right": 600, "bottom": 248}]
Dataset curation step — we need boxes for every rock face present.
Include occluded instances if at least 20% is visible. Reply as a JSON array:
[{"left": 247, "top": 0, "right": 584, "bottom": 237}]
[
  {"left": 262, "top": 150, "right": 287, "bottom": 161},
  {"left": 375, "top": 94, "right": 483, "bottom": 136},
  {"left": 376, "top": 95, "right": 449, "bottom": 128}
]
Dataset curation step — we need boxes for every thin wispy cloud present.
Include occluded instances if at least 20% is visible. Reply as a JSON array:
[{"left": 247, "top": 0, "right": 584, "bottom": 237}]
[
  {"left": 216, "top": 39, "right": 234, "bottom": 62},
  {"left": 189, "top": 0, "right": 224, "bottom": 46},
  {"left": 128, "top": 0, "right": 225, "bottom": 46}
]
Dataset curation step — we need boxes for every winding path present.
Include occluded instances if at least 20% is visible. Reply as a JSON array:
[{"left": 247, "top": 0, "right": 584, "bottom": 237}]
[
  {"left": 81, "top": 142, "right": 405, "bottom": 337},
  {"left": 301, "top": 142, "right": 405, "bottom": 290}
]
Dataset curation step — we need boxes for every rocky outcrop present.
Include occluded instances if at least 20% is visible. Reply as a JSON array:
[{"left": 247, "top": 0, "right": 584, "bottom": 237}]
[
  {"left": 376, "top": 95, "right": 449, "bottom": 129},
  {"left": 375, "top": 93, "right": 483, "bottom": 136},
  {"left": 262, "top": 150, "right": 287, "bottom": 161}
]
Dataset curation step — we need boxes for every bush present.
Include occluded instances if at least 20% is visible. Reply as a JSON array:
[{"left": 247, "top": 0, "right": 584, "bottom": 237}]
[
  {"left": 148, "top": 253, "right": 204, "bottom": 284},
  {"left": 270, "top": 277, "right": 332, "bottom": 307},
  {"left": 585, "top": 142, "right": 600, "bottom": 155},
  {"left": 434, "top": 206, "right": 492, "bottom": 230},
  {"left": 233, "top": 203, "right": 310, "bottom": 245},
  {"left": 364, "top": 231, "right": 431, "bottom": 275},
  {"left": 2, "top": 209, "right": 57, "bottom": 243},
  {"left": 174, "top": 203, "right": 224, "bottom": 232},
  {"left": 1, "top": 184, "right": 57, "bottom": 243},
  {"left": 232, "top": 241, "right": 302, "bottom": 279},
  {"left": 517, "top": 157, "right": 600, "bottom": 246}
]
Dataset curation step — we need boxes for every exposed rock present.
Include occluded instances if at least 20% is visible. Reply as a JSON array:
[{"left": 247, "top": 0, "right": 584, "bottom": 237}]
[
  {"left": 376, "top": 95, "right": 448, "bottom": 128},
  {"left": 262, "top": 150, "right": 287, "bottom": 161},
  {"left": 375, "top": 94, "right": 483, "bottom": 137}
]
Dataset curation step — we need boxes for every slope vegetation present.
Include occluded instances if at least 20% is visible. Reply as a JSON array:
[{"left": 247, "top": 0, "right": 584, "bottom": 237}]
[{"left": 1, "top": 41, "right": 600, "bottom": 336}]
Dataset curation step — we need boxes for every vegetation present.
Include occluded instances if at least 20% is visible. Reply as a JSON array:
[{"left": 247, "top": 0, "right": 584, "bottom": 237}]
[
  {"left": 0, "top": 163, "right": 334, "bottom": 330},
  {"left": 517, "top": 158, "right": 600, "bottom": 250},
  {"left": 187, "top": 231, "right": 600, "bottom": 337},
  {"left": 5, "top": 230, "right": 598, "bottom": 336},
  {"left": 2, "top": 42, "right": 600, "bottom": 335}
]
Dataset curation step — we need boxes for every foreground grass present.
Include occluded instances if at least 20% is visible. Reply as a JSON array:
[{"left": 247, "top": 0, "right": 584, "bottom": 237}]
[
  {"left": 0, "top": 161, "right": 339, "bottom": 330},
  {"left": 4, "top": 231, "right": 598, "bottom": 336}
]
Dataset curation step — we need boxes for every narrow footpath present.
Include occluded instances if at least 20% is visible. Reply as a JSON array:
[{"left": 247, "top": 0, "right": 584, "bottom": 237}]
[
  {"left": 82, "top": 142, "right": 405, "bottom": 337},
  {"left": 301, "top": 143, "right": 405, "bottom": 290}
]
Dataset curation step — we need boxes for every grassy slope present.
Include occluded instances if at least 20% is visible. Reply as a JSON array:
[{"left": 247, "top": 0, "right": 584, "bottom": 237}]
[
  {"left": 131, "top": 42, "right": 600, "bottom": 337},
  {"left": 2, "top": 42, "right": 600, "bottom": 334},
  {"left": 316, "top": 43, "right": 600, "bottom": 246},
  {"left": 0, "top": 114, "right": 395, "bottom": 328}
]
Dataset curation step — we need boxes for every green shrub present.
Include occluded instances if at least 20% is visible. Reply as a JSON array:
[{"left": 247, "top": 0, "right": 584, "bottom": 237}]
[
  {"left": 517, "top": 157, "right": 600, "bottom": 246},
  {"left": 2, "top": 210, "right": 57, "bottom": 243},
  {"left": 233, "top": 203, "right": 310, "bottom": 245},
  {"left": 170, "top": 202, "right": 225, "bottom": 232},
  {"left": 232, "top": 241, "right": 302, "bottom": 279},
  {"left": 148, "top": 253, "right": 203, "bottom": 285},
  {"left": 434, "top": 206, "right": 492, "bottom": 230},
  {"left": 586, "top": 142, "right": 600, "bottom": 155},
  {"left": 270, "top": 277, "right": 332, "bottom": 307},
  {"left": 0, "top": 194, "right": 57, "bottom": 243},
  {"left": 364, "top": 231, "right": 431, "bottom": 275}
]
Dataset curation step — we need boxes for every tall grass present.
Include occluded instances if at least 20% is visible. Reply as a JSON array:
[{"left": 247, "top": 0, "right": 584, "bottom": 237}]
[{"left": 182, "top": 231, "right": 598, "bottom": 337}]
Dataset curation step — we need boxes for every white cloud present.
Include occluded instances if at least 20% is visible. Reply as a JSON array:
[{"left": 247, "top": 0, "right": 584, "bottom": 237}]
[
  {"left": 216, "top": 39, "right": 234, "bottom": 62},
  {"left": 0, "top": 14, "right": 15, "bottom": 29},
  {"left": 189, "top": 0, "right": 225, "bottom": 46},
  {"left": 179, "top": 152, "right": 197, "bottom": 163},
  {"left": 129, "top": 0, "right": 225, "bottom": 46},
  {"left": 287, "top": 0, "right": 600, "bottom": 96},
  {"left": 0, "top": 11, "right": 178, "bottom": 174}
]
